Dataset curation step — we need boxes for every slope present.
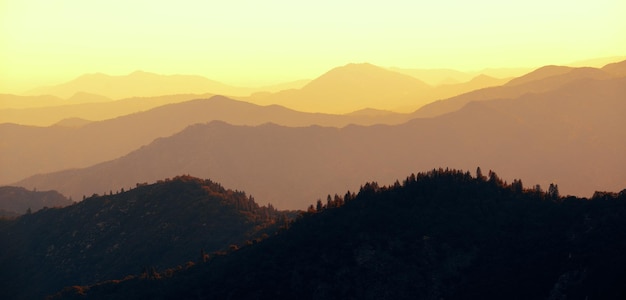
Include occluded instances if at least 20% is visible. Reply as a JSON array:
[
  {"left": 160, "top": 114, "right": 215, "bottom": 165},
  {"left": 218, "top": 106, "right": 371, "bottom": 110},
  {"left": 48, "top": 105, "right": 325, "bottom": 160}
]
[
  {"left": 0, "top": 175, "right": 283, "bottom": 300},
  {"left": 15, "top": 77, "right": 626, "bottom": 209},
  {"left": 50, "top": 169, "right": 626, "bottom": 300}
]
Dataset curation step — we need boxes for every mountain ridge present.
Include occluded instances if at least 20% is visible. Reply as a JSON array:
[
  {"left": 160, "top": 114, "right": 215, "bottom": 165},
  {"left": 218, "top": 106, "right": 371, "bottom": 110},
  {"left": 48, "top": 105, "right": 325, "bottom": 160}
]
[
  {"left": 0, "top": 95, "right": 411, "bottom": 185},
  {"left": 25, "top": 71, "right": 254, "bottom": 99},
  {"left": 0, "top": 175, "right": 285, "bottom": 300},
  {"left": 14, "top": 77, "right": 626, "bottom": 209},
  {"left": 46, "top": 169, "right": 626, "bottom": 300}
]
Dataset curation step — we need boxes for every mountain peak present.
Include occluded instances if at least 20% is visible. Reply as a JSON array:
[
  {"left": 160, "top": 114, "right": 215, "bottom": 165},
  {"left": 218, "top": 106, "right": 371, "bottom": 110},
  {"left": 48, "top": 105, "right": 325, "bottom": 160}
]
[
  {"left": 601, "top": 59, "right": 626, "bottom": 77},
  {"left": 67, "top": 91, "right": 111, "bottom": 102},
  {"left": 505, "top": 65, "right": 573, "bottom": 86},
  {"left": 26, "top": 71, "right": 249, "bottom": 99},
  {"left": 128, "top": 70, "right": 155, "bottom": 76},
  {"left": 304, "top": 62, "right": 431, "bottom": 90}
]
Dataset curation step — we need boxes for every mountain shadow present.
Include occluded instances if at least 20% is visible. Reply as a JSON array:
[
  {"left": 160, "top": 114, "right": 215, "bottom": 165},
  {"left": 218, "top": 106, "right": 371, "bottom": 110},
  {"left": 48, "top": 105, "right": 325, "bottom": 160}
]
[
  {"left": 0, "top": 175, "right": 286, "bottom": 300},
  {"left": 50, "top": 169, "right": 626, "bottom": 300}
]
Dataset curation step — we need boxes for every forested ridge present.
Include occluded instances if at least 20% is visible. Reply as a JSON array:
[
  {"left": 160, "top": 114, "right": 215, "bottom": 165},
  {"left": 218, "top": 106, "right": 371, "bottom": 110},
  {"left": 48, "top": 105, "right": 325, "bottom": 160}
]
[
  {"left": 49, "top": 169, "right": 626, "bottom": 300},
  {"left": 0, "top": 175, "right": 286, "bottom": 300}
]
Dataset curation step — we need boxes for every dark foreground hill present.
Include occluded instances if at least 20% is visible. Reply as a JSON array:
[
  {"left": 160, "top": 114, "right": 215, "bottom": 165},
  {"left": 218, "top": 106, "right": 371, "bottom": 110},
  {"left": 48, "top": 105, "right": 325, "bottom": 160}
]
[
  {"left": 0, "top": 176, "right": 286, "bottom": 300},
  {"left": 52, "top": 169, "right": 626, "bottom": 300}
]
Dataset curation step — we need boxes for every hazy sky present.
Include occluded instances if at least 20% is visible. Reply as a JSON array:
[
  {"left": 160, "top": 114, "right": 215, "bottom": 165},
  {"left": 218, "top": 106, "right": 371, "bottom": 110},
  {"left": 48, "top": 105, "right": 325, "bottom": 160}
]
[{"left": 2, "top": 0, "right": 625, "bottom": 92}]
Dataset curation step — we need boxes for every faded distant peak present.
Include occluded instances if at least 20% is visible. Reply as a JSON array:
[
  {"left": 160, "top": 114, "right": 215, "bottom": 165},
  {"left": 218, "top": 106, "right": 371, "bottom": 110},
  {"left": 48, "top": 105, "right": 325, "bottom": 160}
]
[
  {"left": 475, "top": 67, "right": 533, "bottom": 79},
  {"left": 346, "top": 108, "right": 397, "bottom": 117},
  {"left": 468, "top": 74, "right": 499, "bottom": 84},
  {"left": 245, "top": 62, "right": 434, "bottom": 114},
  {"left": 568, "top": 56, "right": 626, "bottom": 68},
  {"left": 307, "top": 63, "right": 431, "bottom": 90},
  {"left": 389, "top": 67, "right": 474, "bottom": 86},
  {"left": 66, "top": 92, "right": 111, "bottom": 103},
  {"left": 25, "top": 71, "right": 254, "bottom": 99},
  {"left": 52, "top": 117, "right": 93, "bottom": 128}
]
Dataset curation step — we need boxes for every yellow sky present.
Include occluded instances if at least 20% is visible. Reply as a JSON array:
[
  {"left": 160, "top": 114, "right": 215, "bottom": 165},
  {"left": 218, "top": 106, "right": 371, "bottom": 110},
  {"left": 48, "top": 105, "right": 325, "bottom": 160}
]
[{"left": 1, "top": 0, "right": 625, "bottom": 93}]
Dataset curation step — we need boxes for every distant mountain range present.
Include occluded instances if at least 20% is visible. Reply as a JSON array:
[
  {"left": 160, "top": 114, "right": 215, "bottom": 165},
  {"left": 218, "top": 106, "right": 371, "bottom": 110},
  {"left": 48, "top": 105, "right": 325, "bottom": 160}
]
[
  {"left": 389, "top": 66, "right": 528, "bottom": 85},
  {"left": 0, "top": 93, "right": 215, "bottom": 126},
  {"left": 5, "top": 61, "right": 621, "bottom": 127},
  {"left": 411, "top": 61, "right": 625, "bottom": 118},
  {"left": 24, "top": 71, "right": 251, "bottom": 99},
  {"left": 5, "top": 63, "right": 513, "bottom": 123},
  {"left": 243, "top": 63, "right": 510, "bottom": 113},
  {"left": 0, "top": 96, "right": 411, "bottom": 185},
  {"left": 3, "top": 59, "right": 625, "bottom": 208},
  {"left": 13, "top": 76, "right": 626, "bottom": 209}
]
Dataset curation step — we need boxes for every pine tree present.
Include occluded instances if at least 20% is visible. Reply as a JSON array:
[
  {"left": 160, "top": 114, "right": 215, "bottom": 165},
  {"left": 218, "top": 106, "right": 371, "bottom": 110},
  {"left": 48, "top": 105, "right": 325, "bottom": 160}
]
[
  {"left": 476, "top": 167, "right": 485, "bottom": 181},
  {"left": 548, "top": 183, "right": 560, "bottom": 200}
]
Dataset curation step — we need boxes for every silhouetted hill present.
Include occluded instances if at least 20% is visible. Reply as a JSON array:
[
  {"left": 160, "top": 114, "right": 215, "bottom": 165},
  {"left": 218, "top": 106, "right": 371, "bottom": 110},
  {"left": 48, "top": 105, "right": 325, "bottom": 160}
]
[
  {"left": 246, "top": 63, "right": 433, "bottom": 113},
  {"left": 601, "top": 59, "right": 626, "bottom": 77},
  {"left": 50, "top": 169, "right": 626, "bottom": 299},
  {"left": 52, "top": 117, "right": 93, "bottom": 128},
  {"left": 15, "top": 77, "right": 626, "bottom": 210},
  {"left": 412, "top": 64, "right": 619, "bottom": 118},
  {"left": 0, "top": 175, "right": 284, "bottom": 300},
  {"left": 0, "top": 96, "right": 411, "bottom": 185},
  {"left": 568, "top": 56, "right": 626, "bottom": 68},
  {"left": 504, "top": 65, "right": 573, "bottom": 86},
  {"left": 0, "top": 186, "right": 71, "bottom": 215},
  {"left": 25, "top": 71, "right": 255, "bottom": 99},
  {"left": 245, "top": 63, "right": 522, "bottom": 113}
]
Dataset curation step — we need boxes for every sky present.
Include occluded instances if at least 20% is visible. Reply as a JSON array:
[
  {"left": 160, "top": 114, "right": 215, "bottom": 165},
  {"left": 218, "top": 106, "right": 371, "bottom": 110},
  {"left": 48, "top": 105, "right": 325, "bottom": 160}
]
[{"left": 1, "top": 0, "right": 625, "bottom": 92}]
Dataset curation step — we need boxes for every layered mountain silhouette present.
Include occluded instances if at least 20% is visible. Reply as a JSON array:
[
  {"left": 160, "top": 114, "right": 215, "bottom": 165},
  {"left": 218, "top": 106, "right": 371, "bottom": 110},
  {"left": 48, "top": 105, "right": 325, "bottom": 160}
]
[
  {"left": 14, "top": 77, "right": 626, "bottom": 209},
  {"left": 0, "top": 93, "right": 215, "bottom": 126},
  {"left": 52, "top": 117, "right": 93, "bottom": 128},
  {"left": 244, "top": 62, "right": 622, "bottom": 114},
  {"left": 0, "top": 96, "right": 411, "bottom": 184},
  {"left": 7, "top": 61, "right": 619, "bottom": 127},
  {"left": 412, "top": 61, "right": 625, "bottom": 118},
  {"left": 24, "top": 71, "right": 311, "bottom": 101},
  {"left": 0, "top": 175, "right": 284, "bottom": 300},
  {"left": 388, "top": 66, "right": 527, "bottom": 86},
  {"left": 0, "top": 186, "right": 71, "bottom": 216},
  {"left": 24, "top": 71, "right": 255, "bottom": 99},
  {"left": 388, "top": 67, "right": 476, "bottom": 85},
  {"left": 246, "top": 63, "right": 434, "bottom": 113},
  {"left": 48, "top": 170, "right": 626, "bottom": 299}
]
